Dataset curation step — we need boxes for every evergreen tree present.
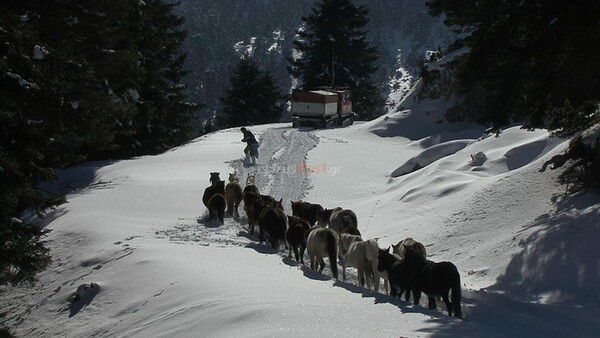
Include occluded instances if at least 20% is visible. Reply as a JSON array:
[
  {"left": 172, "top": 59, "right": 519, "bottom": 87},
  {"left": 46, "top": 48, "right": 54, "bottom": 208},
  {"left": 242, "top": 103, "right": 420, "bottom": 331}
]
[
  {"left": 426, "top": 0, "right": 600, "bottom": 132},
  {"left": 219, "top": 57, "right": 284, "bottom": 128},
  {"left": 0, "top": 0, "right": 195, "bottom": 285},
  {"left": 116, "top": 0, "right": 197, "bottom": 156},
  {"left": 289, "top": 0, "right": 384, "bottom": 120}
]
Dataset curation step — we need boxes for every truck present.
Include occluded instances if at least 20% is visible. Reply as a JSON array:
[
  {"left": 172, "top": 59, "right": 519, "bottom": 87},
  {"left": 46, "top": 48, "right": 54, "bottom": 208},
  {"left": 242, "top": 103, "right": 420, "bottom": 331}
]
[{"left": 291, "top": 88, "right": 355, "bottom": 128}]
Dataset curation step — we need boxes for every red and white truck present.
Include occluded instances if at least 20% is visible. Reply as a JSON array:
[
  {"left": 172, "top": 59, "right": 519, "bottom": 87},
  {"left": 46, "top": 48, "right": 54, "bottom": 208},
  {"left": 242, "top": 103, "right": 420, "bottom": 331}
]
[{"left": 291, "top": 88, "right": 355, "bottom": 128}]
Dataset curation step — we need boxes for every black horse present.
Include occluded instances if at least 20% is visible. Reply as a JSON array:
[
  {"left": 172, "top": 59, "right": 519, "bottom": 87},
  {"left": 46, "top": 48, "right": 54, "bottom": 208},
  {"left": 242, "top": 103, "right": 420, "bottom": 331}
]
[
  {"left": 286, "top": 215, "right": 311, "bottom": 263},
  {"left": 404, "top": 246, "right": 462, "bottom": 318},
  {"left": 377, "top": 248, "right": 414, "bottom": 302},
  {"left": 258, "top": 199, "right": 288, "bottom": 250}
]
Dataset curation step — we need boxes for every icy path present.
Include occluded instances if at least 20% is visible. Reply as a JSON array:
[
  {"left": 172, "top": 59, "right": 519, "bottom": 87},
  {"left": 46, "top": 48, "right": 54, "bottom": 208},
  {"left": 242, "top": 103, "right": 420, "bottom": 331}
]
[
  {"left": 162, "top": 126, "right": 320, "bottom": 252},
  {"left": 231, "top": 126, "right": 319, "bottom": 206}
]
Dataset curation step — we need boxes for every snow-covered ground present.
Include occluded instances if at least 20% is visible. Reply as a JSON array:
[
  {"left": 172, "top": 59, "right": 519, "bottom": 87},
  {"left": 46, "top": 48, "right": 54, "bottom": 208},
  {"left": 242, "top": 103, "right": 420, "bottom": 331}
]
[{"left": 2, "top": 95, "right": 600, "bottom": 337}]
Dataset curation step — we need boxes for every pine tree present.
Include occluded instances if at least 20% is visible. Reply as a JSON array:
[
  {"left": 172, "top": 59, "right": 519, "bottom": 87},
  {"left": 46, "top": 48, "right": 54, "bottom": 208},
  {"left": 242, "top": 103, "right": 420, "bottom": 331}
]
[
  {"left": 289, "top": 0, "right": 384, "bottom": 120},
  {"left": 425, "top": 0, "right": 600, "bottom": 131},
  {"left": 0, "top": 0, "right": 196, "bottom": 285},
  {"left": 117, "top": 0, "right": 197, "bottom": 156},
  {"left": 219, "top": 57, "right": 283, "bottom": 128}
]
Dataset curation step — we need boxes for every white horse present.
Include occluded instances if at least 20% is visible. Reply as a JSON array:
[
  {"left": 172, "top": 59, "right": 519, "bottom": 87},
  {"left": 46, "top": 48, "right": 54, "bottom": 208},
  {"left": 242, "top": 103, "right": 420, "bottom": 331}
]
[
  {"left": 306, "top": 227, "right": 339, "bottom": 279},
  {"left": 338, "top": 233, "right": 362, "bottom": 281},
  {"left": 344, "top": 238, "right": 381, "bottom": 292}
]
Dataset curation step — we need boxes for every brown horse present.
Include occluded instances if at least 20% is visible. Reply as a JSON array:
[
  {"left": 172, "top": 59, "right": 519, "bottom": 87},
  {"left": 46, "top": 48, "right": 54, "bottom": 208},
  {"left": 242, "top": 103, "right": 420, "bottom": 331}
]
[
  {"left": 242, "top": 184, "right": 260, "bottom": 218},
  {"left": 291, "top": 200, "right": 324, "bottom": 227},
  {"left": 244, "top": 191, "right": 263, "bottom": 234},
  {"left": 225, "top": 173, "right": 243, "bottom": 219}
]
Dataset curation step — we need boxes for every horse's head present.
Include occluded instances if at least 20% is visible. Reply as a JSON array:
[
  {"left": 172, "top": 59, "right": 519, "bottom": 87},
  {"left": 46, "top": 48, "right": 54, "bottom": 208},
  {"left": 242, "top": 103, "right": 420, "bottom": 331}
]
[
  {"left": 377, "top": 247, "right": 393, "bottom": 272},
  {"left": 228, "top": 173, "right": 238, "bottom": 183},
  {"left": 210, "top": 172, "right": 221, "bottom": 186}
]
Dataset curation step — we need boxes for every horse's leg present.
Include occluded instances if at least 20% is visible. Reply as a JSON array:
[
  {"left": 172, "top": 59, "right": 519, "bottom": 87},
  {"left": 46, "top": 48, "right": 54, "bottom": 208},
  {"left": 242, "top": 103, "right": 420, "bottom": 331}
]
[
  {"left": 342, "top": 261, "right": 347, "bottom": 281},
  {"left": 318, "top": 257, "right": 325, "bottom": 273},
  {"left": 404, "top": 289, "right": 411, "bottom": 303},
  {"left": 442, "top": 293, "right": 452, "bottom": 316},
  {"left": 428, "top": 296, "right": 436, "bottom": 310},
  {"left": 357, "top": 266, "right": 365, "bottom": 287},
  {"left": 390, "top": 285, "right": 398, "bottom": 298},
  {"left": 373, "top": 268, "right": 380, "bottom": 293},
  {"left": 300, "top": 245, "right": 306, "bottom": 264},
  {"left": 412, "top": 289, "right": 421, "bottom": 306},
  {"left": 310, "top": 256, "right": 316, "bottom": 271},
  {"left": 384, "top": 279, "right": 389, "bottom": 295},
  {"left": 398, "top": 288, "right": 406, "bottom": 301}
]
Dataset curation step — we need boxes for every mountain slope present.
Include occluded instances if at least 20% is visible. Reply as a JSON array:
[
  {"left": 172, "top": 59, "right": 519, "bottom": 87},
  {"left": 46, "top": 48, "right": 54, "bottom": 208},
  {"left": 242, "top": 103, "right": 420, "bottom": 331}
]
[{"left": 1, "top": 104, "right": 599, "bottom": 336}]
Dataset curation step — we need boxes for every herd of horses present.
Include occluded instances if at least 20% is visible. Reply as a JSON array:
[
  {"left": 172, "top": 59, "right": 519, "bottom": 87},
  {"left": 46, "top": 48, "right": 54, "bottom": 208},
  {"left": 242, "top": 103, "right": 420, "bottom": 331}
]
[{"left": 202, "top": 172, "right": 463, "bottom": 319}]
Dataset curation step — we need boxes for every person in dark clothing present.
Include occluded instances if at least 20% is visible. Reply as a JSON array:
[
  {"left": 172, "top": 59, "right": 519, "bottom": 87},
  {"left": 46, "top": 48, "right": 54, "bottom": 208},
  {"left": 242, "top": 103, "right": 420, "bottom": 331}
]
[{"left": 241, "top": 127, "right": 259, "bottom": 164}]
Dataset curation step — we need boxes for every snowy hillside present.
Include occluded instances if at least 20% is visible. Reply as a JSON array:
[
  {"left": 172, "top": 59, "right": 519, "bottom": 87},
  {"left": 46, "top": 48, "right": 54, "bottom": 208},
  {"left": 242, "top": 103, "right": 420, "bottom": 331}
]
[
  {"left": 1, "top": 93, "right": 600, "bottom": 336},
  {"left": 176, "top": 0, "right": 454, "bottom": 119}
]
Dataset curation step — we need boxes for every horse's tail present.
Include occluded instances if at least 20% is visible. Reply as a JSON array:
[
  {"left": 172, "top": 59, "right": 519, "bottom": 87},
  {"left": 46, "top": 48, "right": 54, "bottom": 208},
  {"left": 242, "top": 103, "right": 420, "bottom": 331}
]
[
  {"left": 327, "top": 232, "right": 338, "bottom": 279},
  {"left": 451, "top": 265, "right": 463, "bottom": 319},
  {"left": 225, "top": 185, "right": 233, "bottom": 216}
]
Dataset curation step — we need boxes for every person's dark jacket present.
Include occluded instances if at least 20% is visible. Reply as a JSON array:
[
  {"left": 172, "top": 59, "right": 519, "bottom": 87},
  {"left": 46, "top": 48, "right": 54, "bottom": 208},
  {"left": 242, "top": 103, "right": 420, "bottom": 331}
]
[{"left": 242, "top": 130, "right": 258, "bottom": 145}]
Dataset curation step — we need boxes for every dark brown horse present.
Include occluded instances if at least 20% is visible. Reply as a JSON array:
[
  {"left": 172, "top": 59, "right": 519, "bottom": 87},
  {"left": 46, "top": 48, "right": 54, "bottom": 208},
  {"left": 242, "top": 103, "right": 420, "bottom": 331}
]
[
  {"left": 316, "top": 208, "right": 337, "bottom": 227},
  {"left": 286, "top": 215, "right": 311, "bottom": 263},
  {"left": 377, "top": 247, "right": 414, "bottom": 302},
  {"left": 203, "top": 172, "right": 225, "bottom": 208},
  {"left": 291, "top": 200, "right": 323, "bottom": 227},
  {"left": 258, "top": 199, "right": 288, "bottom": 250},
  {"left": 207, "top": 193, "right": 226, "bottom": 224},
  {"left": 404, "top": 246, "right": 462, "bottom": 318}
]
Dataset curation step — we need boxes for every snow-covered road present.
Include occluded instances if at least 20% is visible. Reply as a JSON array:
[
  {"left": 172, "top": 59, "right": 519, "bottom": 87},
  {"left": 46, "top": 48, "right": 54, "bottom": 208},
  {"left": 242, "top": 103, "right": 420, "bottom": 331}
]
[{"left": 231, "top": 126, "right": 319, "bottom": 209}]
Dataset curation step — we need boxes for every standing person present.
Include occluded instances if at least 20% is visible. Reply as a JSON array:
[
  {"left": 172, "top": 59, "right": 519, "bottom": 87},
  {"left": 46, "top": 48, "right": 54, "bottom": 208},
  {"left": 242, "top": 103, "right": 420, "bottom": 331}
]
[{"left": 241, "top": 127, "right": 259, "bottom": 165}]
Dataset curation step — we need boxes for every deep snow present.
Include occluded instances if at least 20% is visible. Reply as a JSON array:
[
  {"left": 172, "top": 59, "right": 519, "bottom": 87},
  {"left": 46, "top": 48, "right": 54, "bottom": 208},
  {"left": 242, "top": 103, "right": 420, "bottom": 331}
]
[{"left": 2, "top": 96, "right": 600, "bottom": 337}]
